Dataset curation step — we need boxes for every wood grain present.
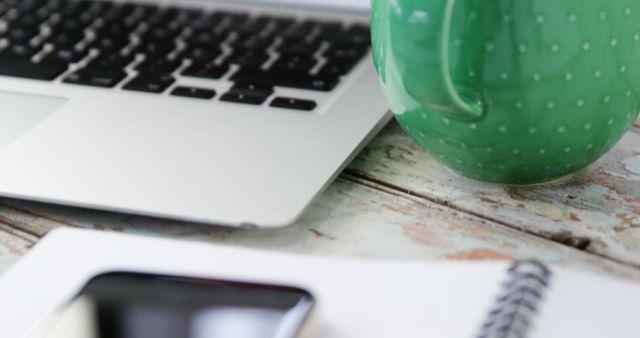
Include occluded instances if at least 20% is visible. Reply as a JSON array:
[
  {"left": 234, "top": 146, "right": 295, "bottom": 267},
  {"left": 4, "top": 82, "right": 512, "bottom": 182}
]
[
  {"left": 348, "top": 121, "right": 640, "bottom": 267},
  {"left": 1, "top": 176, "right": 639, "bottom": 279}
]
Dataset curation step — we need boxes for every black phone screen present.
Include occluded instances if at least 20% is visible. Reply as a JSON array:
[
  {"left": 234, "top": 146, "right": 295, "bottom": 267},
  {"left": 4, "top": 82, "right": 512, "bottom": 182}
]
[{"left": 39, "top": 272, "right": 314, "bottom": 338}]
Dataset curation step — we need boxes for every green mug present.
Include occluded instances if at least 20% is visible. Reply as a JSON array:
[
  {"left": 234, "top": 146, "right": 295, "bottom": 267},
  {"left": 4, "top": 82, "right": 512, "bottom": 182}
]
[{"left": 371, "top": 0, "right": 640, "bottom": 184}]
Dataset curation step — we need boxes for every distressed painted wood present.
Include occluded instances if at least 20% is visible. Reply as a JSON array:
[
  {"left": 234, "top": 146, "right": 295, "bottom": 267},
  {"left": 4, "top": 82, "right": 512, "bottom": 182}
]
[
  {"left": 0, "top": 118, "right": 638, "bottom": 281},
  {"left": 0, "top": 170, "right": 639, "bottom": 280},
  {"left": 347, "top": 118, "right": 640, "bottom": 267}
]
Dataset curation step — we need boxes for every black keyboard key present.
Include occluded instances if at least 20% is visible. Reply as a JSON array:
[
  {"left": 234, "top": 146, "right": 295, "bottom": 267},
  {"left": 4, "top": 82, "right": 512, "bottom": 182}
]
[
  {"left": 88, "top": 54, "right": 135, "bottom": 69},
  {"left": 182, "top": 46, "right": 222, "bottom": 63},
  {"left": 270, "top": 97, "right": 316, "bottom": 111},
  {"left": 134, "top": 40, "right": 176, "bottom": 57},
  {"left": 317, "top": 58, "right": 358, "bottom": 76},
  {"left": 45, "top": 47, "right": 89, "bottom": 63},
  {"left": 220, "top": 82, "right": 273, "bottom": 105},
  {"left": 43, "top": 32, "right": 85, "bottom": 48},
  {"left": 171, "top": 86, "right": 216, "bottom": 99},
  {"left": 231, "top": 67, "right": 339, "bottom": 91},
  {"left": 271, "top": 53, "right": 316, "bottom": 72},
  {"left": 232, "top": 82, "right": 274, "bottom": 97},
  {"left": 186, "top": 30, "right": 228, "bottom": 48},
  {"left": 136, "top": 58, "right": 181, "bottom": 74},
  {"left": 52, "top": 18, "right": 90, "bottom": 33},
  {"left": 324, "top": 45, "right": 367, "bottom": 60},
  {"left": 12, "top": 12, "right": 41, "bottom": 27},
  {"left": 226, "top": 49, "right": 268, "bottom": 67},
  {"left": 90, "top": 36, "right": 130, "bottom": 52},
  {"left": 64, "top": 67, "right": 127, "bottom": 88},
  {"left": 123, "top": 73, "right": 175, "bottom": 93},
  {"left": 2, "top": 42, "right": 41, "bottom": 57},
  {"left": 139, "top": 27, "right": 181, "bottom": 41},
  {"left": 0, "top": 56, "right": 67, "bottom": 80},
  {"left": 182, "top": 62, "right": 229, "bottom": 79},
  {"left": 220, "top": 91, "right": 267, "bottom": 105},
  {"left": 94, "top": 21, "right": 136, "bottom": 38},
  {"left": 273, "top": 21, "right": 313, "bottom": 40},
  {"left": 278, "top": 38, "right": 321, "bottom": 55},
  {"left": 231, "top": 34, "right": 274, "bottom": 51},
  {"left": 230, "top": 17, "right": 269, "bottom": 36},
  {"left": 2, "top": 26, "right": 40, "bottom": 42}
]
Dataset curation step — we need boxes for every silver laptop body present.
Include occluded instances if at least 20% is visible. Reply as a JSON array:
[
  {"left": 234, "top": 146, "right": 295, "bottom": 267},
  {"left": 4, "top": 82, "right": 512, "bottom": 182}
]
[{"left": 0, "top": 0, "right": 389, "bottom": 228}]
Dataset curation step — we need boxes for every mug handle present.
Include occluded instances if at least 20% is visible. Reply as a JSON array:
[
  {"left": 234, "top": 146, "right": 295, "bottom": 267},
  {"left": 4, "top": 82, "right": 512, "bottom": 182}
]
[{"left": 440, "top": 0, "right": 485, "bottom": 120}]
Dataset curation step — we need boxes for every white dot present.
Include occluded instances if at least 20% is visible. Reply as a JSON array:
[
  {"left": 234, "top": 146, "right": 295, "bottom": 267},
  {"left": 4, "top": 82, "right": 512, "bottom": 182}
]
[
  {"left": 564, "top": 147, "right": 572, "bottom": 153},
  {"left": 620, "top": 65, "right": 627, "bottom": 73},
  {"left": 626, "top": 90, "right": 632, "bottom": 97},
  {"left": 576, "top": 99, "right": 584, "bottom": 107},
  {"left": 468, "top": 70, "right": 476, "bottom": 78},
  {"left": 503, "top": 15, "right": 512, "bottom": 23},
  {"left": 568, "top": 14, "right": 577, "bottom": 22},
  {"left": 594, "top": 69, "right": 602, "bottom": 78},
  {"left": 419, "top": 132, "right": 426, "bottom": 137},
  {"left": 565, "top": 72, "right": 573, "bottom": 81},
  {"left": 599, "top": 11, "right": 608, "bottom": 20},
  {"left": 611, "top": 38, "right": 618, "bottom": 47},
  {"left": 582, "top": 41, "right": 591, "bottom": 50},
  {"left": 539, "top": 149, "right": 546, "bottom": 154},
  {"left": 604, "top": 96, "right": 611, "bottom": 103},
  {"left": 512, "top": 149, "right": 520, "bottom": 155},
  {"left": 533, "top": 73, "right": 541, "bottom": 82},
  {"left": 470, "top": 11, "right": 478, "bottom": 19},
  {"left": 439, "top": 138, "right": 445, "bottom": 144},
  {"left": 536, "top": 15, "right": 545, "bottom": 23},
  {"left": 584, "top": 123, "right": 592, "bottom": 130},
  {"left": 550, "top": 44, "right": 560, "bottom": 52},
  {"left": 547, "top": 101, "right": 556, "bottom": 109},
  {"left": 460, "top": 143, "right": 468, "bottom": 149},
  {"left": 518, "top": 44, "right": 527, "bottom": 53},
  {"left": 528, "top": 127, "right": 537, "bottom": 134},
  {"left": 421, "top": 112, "right": 428, "bottom": 119},
  {"left": 469, "top": 123, "right": 477, "bottom": 130},
  {"left": 477, "top": 163, "right": 484, "bottom": 168},
  {"left": 500, "top": 72, "right": 508, "bottom": 80},
  {"left": 485, "top": 42, "right": 494, "bottom": 51},
  {"left": 499, "top": 125, "right": 507, "bottom": 133},
  {"left": 515, "top": 101, "right": 524, "bottom": 109},
  {"left": 587, "top": 143, "right": 594, "bottom": 149},
  {"left": 635, "top": 33, "right": 640, "bottom": 42},
  {"left": 453, "top": 38, "right": 462, "bottom": 47},
  {"left": 443, "top": 117, "right": 451, "bottom": 124},
  {"left": 557, "top": 125, "right": 566, "bottom": 133},
  {"left": 485, "top": 147, "right": 494, "bottom": 153},
  {"left": 625, "top": 7, "right": 632, "bottom": 16},
  {"left": 608, "top": 118, "right": 614, "bottom": 125}
]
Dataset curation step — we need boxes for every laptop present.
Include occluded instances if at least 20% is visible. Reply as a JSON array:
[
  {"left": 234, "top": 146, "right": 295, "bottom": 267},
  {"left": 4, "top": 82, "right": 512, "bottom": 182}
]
[{"left": 0, "top": 0, "right": 390, "bottom": 228}]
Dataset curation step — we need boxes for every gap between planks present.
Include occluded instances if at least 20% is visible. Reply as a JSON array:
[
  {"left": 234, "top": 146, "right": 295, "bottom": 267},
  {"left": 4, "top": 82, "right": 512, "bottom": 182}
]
[{"left": 339, "top": 169, "right": 640, "bottom": 272}]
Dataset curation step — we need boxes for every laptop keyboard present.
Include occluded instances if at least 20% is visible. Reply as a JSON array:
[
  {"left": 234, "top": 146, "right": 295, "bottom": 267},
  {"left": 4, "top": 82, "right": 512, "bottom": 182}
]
[{"left": 0, "top": 0, "right": 371, "bottom": 110}]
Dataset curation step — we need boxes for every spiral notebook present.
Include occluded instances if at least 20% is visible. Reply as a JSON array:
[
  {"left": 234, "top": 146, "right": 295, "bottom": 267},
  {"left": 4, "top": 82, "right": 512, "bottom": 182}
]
[{"left": 0, "top": 229, "right": 639, "bottom": 338}]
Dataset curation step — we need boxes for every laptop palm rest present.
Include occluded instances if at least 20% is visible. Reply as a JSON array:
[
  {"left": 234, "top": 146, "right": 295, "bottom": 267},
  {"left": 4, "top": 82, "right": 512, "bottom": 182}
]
[{"left": 0, "top": 91, "right": 67, "bottom": 151}]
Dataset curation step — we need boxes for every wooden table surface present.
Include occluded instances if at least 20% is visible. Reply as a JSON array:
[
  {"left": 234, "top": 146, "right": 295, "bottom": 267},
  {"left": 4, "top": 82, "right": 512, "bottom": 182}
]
[{"left": 1, "top": 116, "right": 639, "bottom": 280}]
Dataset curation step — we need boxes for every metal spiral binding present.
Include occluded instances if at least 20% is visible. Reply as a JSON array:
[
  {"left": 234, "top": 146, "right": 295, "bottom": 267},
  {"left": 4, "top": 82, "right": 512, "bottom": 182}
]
[{"left": 476, "top": 260, "right": 553, "bottom": 338}]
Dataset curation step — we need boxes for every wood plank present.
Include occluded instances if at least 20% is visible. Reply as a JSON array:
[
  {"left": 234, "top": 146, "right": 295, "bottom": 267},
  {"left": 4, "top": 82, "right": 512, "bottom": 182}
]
[
  {"left": 0, "top": 222, "right": 36, "bottom": 274},
  {"left": 0, "top": 177, "right": 639, "bottom": 280},
  {"left": 347, "top": 120, "right": 640, "bottom": 267}
]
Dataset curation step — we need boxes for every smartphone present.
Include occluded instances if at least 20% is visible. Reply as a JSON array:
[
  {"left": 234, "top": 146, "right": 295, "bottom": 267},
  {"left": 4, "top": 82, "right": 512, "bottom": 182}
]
[{"left": 36, "top": 272, "right": 315, "bottom": 338}]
